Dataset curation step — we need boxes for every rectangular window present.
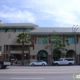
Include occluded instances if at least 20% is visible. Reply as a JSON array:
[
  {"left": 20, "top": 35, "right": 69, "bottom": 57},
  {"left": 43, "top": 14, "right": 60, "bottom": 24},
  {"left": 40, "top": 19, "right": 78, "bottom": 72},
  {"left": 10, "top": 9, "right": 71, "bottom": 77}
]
[
  {"left": 10, "top": 46, "right": 28, "bottom": 51},
  {"left": 24, "top": 28, "right": 33, "bottom": 32},
  {"left": 66, "top": 36, "right": 75, "bottom": 44},
  {"left": 38, "top": 36, "right": 47, "bottom": 44},
  {"left": 50, "top": 35, "right": 62, "bottom": 44},
  {"left": 7, "top": 28, "right": 14, "bottom": 32},
  {"left": 16, "top": 28, "right": 23, "bottom": 32},
  {"left": 0, "top": 28, "right": 5, "bottom": 32}
]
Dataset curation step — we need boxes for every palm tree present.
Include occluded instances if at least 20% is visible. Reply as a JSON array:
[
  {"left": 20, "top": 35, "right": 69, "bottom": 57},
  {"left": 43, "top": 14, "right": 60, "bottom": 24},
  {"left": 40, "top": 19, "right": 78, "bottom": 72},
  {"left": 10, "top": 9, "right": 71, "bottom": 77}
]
[{"left": 17, "top": 32, "right": 31, "bottom": 65}]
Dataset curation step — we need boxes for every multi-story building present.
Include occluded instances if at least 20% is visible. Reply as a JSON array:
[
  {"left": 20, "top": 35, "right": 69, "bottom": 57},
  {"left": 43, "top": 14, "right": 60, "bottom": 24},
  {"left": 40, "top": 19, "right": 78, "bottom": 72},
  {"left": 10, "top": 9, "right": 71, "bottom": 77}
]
[{"left": 0, "top": 21, "right": 80, "bottom": 64}]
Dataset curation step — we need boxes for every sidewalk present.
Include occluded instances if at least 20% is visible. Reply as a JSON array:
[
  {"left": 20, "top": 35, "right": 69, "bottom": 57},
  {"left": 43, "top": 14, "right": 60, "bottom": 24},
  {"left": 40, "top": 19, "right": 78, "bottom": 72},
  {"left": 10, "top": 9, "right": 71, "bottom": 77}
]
[
  {"left": 12, "top": 64, "right": 29, "bottom": 66},
  {"left": 11, "top": 60, "right": 29, "bottom": 66}
]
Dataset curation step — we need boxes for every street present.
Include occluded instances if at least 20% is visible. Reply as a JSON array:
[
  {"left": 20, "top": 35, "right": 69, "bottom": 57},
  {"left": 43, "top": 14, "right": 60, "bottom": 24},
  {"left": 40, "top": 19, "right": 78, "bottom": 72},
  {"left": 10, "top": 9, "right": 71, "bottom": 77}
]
[{"left": 0, "top": 66, "right": 80, "bottom": 80}]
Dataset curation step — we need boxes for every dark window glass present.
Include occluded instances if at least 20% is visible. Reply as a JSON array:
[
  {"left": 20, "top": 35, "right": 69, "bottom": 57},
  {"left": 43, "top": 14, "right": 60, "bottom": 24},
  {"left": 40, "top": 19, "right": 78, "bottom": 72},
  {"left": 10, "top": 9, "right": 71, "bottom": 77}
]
[
  {"left": 7, "top": 29, "right": 14, "bottom": 32},
  {"left": 38, "top": 36, "right": 47, "bottom": 44},
  {"left": 66, "top": 36, "right": 75, "bottom": 44},
  {"left": 0, "top": 28, "right": 5, "bottom": 32},
  {"left": 24, "top": 28, "right": 33, "bottom": 32},
  {"left": 16, "top": 28, "right": 23, "bottom": 32}
]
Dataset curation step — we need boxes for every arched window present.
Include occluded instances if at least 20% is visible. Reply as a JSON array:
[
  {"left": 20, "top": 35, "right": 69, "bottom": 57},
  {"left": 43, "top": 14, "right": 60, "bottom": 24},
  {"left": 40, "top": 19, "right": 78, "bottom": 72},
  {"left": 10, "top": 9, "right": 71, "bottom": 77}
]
[
  {"left": 37, "top": 50, "right": 48, "bottom": 62},
  {"left": 66, "top": 50, "right": 75, "bottom": 58}
]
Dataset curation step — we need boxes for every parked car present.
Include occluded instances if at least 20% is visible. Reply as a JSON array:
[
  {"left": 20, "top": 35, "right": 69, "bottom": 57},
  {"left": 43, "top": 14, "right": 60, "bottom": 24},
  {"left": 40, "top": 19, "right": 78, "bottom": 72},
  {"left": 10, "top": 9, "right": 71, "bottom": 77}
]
[
  {"left": 0, "top": 61, "right": 11, "bottom": 69},
  {"left": 52, "top": 58, "right": 75, "bottom": 66},
  {"left": 29, "top": 60, "right": 47, "bottom": 66}
]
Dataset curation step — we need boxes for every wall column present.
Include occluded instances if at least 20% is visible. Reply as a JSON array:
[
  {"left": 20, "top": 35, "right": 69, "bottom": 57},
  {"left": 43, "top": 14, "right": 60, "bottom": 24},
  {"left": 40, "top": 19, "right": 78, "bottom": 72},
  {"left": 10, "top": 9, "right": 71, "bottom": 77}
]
[
  {"left": 48, "top": 35, "right": 51, "bottom": 44},
  {"left": 63, "top": 35, "right": 65, "bottom": 43},
  {"left": 76, "top": 35, "right": 79, "bottom": 43},
  {"left": 77, "top": 54, "right": 80, "bottom": 64},
  {"left": 28, "top": 45, "right": 30, "bottom": 63},
  {"left": 48, "top": 55, "right": 52, "bottom": 65},
  {"left": 34, "top": 35, "right": 36, "bottom": 44},
  {"left": 8, "top": 45, "right": 10, "bottom": 60},
  {"left": 4, "top": 45, "right": 7, "bottom": 60}
]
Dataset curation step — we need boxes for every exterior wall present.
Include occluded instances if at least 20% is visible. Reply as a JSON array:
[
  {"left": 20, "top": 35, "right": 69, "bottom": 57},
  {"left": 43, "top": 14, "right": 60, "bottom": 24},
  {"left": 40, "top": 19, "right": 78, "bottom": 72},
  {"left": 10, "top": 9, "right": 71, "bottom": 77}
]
[
  {"left": 29, "top": 35, "right": 80, "bottom": 64},
  {"left": 30, "top": 44, "right": 80, "bottom": 56},
  {"left": 0, "top": 32, "right": 80, "bottom": 55},
  {"left": 60, "top": 44, "right": 80, "bottom": 54},
  {"left": 0, "top": 25, "right": 80, "bottom": 64},
  {"left": 30, "top": 44, "right": 53, "bottom": 63},
  {"left": 30, "top": 35, "right": 51, "bottom": 62},
  {"left": 30, "top": 43, "right": 80, "bottom": 64},
  {"left": 30, "top": 44, "right": 52, "bottom": 55},
  {"left": 0, "top": 32, "right": 22, "bottom": 52}
]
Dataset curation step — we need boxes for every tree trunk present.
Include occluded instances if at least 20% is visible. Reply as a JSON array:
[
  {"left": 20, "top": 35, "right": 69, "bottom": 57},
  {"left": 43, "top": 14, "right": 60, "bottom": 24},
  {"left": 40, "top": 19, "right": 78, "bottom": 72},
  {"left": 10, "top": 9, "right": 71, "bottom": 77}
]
[
  {"left": 28, "top": 45, "right": 30, "bottom": 63},
  {"left": 22, "top": 42, "right": 24, "bottom": 65}
]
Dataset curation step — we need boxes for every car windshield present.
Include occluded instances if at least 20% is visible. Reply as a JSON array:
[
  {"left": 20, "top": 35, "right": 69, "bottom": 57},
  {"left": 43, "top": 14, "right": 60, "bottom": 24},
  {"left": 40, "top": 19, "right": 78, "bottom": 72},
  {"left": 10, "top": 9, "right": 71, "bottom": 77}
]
[
  {"left": 37, "top": 60, "right": 43, "bottom": 62},
  {"left": 59, "top": 59, "right": 63, "bottom": 61}
]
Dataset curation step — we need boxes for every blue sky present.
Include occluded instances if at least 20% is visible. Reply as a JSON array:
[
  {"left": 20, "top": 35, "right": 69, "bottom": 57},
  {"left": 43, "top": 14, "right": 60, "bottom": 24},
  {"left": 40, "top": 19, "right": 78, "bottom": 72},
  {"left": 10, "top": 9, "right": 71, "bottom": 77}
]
[{"left": 0, "top": 0, "right": 80, "bottom": 27}]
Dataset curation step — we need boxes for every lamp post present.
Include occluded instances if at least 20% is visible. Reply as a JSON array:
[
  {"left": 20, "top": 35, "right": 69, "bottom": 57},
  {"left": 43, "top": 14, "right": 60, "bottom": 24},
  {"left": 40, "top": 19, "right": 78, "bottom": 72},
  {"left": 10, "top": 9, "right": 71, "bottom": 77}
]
[{"left": 72, "top": 25, "right": 79, "bottom": 64}]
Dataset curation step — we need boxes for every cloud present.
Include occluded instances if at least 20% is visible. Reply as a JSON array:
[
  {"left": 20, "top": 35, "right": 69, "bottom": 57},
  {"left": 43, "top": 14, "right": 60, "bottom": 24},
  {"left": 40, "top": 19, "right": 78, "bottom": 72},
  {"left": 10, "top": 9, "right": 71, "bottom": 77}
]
[
  {"left": 0, "top": 0, "right": 80, "bottom": 27},
  {"left": 0, "top": 5, "right": 36, "bottom": 23},
  {"left": 19, "top": 0, "right": 80, "bottom": 26},
  {"left": 36, "top": 0, "right": 80, "bottom": 26}
]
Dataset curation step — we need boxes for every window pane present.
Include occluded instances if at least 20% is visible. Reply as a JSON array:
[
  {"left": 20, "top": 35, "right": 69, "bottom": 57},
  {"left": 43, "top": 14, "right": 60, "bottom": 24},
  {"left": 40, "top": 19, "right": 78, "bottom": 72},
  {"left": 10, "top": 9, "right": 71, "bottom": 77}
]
[
  {"left": 24, "top": 28, "right": 33, "bottom": 32},
  {"left": 0, "top": 29, "right": 5, "bottom": 32},
  {"left": 7, "top": 29, "right": 14, "bottom": 32},
  {"left": 51, "top": 36, "right": 62, "bottom": 44},
  {"left": 16, "top": 28, "right": 23, "bottom": 32},
  {"left": 38, "top": 36, "right": 47, "bottom": 44},
  {"left": 66, "top": 36, "right": 74, "bottom": 44}
]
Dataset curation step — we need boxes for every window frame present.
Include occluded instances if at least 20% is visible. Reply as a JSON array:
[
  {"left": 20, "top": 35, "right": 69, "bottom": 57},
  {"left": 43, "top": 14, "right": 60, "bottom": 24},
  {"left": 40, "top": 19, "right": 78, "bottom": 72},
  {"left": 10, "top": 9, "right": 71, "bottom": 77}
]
[
  {"left": 6, "top": 28, "right": 14, "bottom": 32},
  {"left": 37, "top": 36, "right": 47, "bottom": 44},
  {"left": 15, "top": 28, "right": 23, "bottom": 32},
  {"left": 66, "top": 36, "right": 75, "bottom": 44}
]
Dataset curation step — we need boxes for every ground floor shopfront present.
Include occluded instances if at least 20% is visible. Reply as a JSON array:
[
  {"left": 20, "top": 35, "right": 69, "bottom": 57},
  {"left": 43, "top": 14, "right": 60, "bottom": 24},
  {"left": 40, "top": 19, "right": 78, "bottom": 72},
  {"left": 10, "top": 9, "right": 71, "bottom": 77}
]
[{"left": 1, "top": 45, "right": 80, "bottom": 65}]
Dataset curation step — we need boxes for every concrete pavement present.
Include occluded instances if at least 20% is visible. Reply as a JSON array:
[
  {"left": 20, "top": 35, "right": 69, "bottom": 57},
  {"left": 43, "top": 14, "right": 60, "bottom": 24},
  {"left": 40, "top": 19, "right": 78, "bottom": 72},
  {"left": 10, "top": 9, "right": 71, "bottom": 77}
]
[{"left": 0, "top": 66, "right": 80, "bottom": 80}]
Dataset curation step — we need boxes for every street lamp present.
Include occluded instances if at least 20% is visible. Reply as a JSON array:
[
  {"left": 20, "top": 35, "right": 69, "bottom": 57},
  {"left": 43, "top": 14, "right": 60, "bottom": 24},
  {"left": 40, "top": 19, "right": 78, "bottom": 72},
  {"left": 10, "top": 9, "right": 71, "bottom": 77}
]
[{"left": 72, "top": 25, "right": 79, "bottom": 64}]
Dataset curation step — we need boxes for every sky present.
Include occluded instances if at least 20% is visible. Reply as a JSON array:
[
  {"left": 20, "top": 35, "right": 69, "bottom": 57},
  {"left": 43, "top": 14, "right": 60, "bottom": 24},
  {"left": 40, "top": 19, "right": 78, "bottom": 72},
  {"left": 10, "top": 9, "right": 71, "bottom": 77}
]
[{"left": 0, "top": 0, "right": 80, "bottom": 27}]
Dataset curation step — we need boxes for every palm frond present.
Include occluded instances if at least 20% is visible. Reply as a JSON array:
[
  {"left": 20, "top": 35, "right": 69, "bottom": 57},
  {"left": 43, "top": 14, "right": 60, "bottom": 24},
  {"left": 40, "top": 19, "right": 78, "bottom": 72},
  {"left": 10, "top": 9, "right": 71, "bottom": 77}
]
[{"left": 16, "top": 32, "right": 31, "bottom": 43}]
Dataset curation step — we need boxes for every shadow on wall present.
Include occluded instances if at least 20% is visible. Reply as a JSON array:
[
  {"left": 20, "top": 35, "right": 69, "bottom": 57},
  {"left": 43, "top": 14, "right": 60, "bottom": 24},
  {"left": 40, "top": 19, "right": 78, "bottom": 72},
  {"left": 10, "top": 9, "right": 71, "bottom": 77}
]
[{"left": 12, "top": 38, "right": 18, "bottom": 44}]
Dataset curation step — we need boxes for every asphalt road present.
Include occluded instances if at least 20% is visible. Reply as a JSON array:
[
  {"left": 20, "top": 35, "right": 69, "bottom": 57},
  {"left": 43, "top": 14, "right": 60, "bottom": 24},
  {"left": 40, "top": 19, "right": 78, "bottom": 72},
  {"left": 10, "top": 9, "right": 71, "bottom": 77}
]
[{"left": 0, "top": 66, "right": 80, "bottom": 80}]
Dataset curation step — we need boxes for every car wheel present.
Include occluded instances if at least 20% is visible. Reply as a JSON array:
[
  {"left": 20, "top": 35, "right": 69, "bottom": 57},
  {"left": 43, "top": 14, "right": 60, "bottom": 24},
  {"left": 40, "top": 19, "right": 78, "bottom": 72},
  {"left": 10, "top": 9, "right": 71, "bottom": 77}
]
[
  {"left": 68, "top": 63, "right": 72, "bottom": 65},
  {"left": 55, "top": 63, "right": 58, "bottom": 66},
  {"left": 31, "top": 63, "right": 35, "bottom": 66},
  {"left": 0, "top": 64, "right": 2, "bottom": 69},
  {"left": 42, "top": 63, "right": 45, "bottom": 66}
]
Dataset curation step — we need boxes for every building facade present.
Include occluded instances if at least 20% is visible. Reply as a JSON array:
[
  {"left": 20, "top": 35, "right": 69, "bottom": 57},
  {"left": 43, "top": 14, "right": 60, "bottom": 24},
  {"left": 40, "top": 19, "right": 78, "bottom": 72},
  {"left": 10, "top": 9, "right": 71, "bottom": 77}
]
[{"left": 0, "top": 22, "right": 80, "bottom": 64}]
